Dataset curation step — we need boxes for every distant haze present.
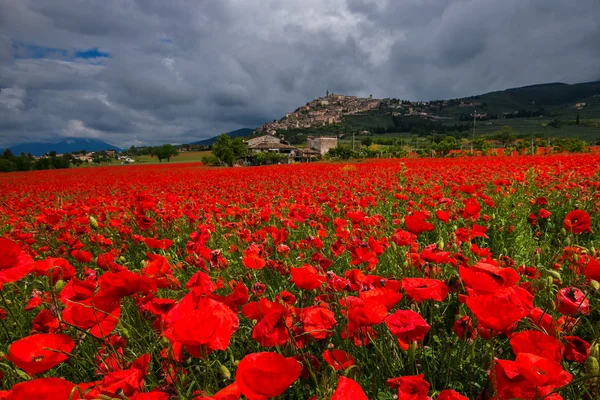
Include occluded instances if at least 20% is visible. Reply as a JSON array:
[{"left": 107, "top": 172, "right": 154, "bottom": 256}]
[{"left": 1, "top": 0, "right": 599, "bottom": 148}]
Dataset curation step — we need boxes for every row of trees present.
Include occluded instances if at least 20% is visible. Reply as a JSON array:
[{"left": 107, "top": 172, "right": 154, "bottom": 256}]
[{"left": 0, "top": 149, "right": 70, "bottom": 172}]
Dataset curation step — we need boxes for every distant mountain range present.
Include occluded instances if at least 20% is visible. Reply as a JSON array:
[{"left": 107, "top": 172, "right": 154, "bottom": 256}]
[
  {"left": 4, "top": 138, "right": 121, "bottom": 157},
  {"left": 189, "top": 128, "right": 255, "bottom": 145}
]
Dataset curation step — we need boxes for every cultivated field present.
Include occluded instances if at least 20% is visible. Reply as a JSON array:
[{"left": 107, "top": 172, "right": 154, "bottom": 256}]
[{"left": 0, "top": 154, "right": 599, "bottom": 399}]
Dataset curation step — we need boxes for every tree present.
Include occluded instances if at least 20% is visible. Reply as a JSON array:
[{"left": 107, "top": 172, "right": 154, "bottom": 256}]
[
  {"left": 212, "top": 134, "right": 246, "bottom": 166},
  {"left": 153, "top": 144, "right": 179, "bottom": 162},
  {"left": 494, "top": 126, "right": 516, "bottom": 147},
  {"left": 576, "top": 114, "right": 580, "bottom": 125},
  {"left": 432, "top": 136, "right": 459, "bottom": 156},
  {"left": 361, "top": 136, "right": 373, "bottom": 147},
  {"left": 473, "top": 137, "right": 491, "bottom": 152}
]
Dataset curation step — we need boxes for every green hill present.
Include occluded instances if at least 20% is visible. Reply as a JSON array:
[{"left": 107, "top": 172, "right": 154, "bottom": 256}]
[{"left": 271, "top": 81, "right": 600, "bottom": 144}]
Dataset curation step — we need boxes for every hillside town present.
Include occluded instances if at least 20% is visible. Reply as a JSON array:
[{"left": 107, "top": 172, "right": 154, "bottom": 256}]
[{"left": 255, "top": 91, "right": 380, "bottom": 134}]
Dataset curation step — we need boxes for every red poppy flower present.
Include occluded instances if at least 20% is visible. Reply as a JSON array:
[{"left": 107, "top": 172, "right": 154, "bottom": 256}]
[
  {"left": 290, "top": 265, "right": 326, "bottom": 290},
  {"left": 405, "top": 211, "right": 435, "bottom": 235},
  {"left": 402, "top": 278, "right": 448, "bottom": 302},
  {"left": 563, "top": 336, "right": 590, "bottom": 363},
  {"left": 61, "top": 296, "right": 120, "bottom": 338},
  {"left": 194, "top": 382, "right": 241, "bottom": 400},
  {"left": 0, "top": 238, "right": 33, "bottom": 286},
  {"left": 235, "top": 352, "right": 301, "bottom": 400},
  {"left": 453, "top": 316, "right": 476, "bottom": 340},
  {"left": 331, "top": 376, "right": 368, "bottom": 400},
  {"left": 100, "top": 358, "right": 148, "bottom": 397},
  {"left": 96, "top": 270, "right": 157, "bottom": 303},
  {"left": 251, "top": 305, "right": 291, "bottom": 347},
  {"left": 437, "top": 389, "right": 468, "bottom": 400},
  {"left": 466, "top": 287, "right": 531, "bottom": 332},
  {"left": 583, "top": 257, "right": 600, "bottom": 281},
  {"left": 343, "top": 296, "right": 388, "bottom": 334},
  {"left": 555, "top": 287, "right": 589, "bottom": 315},
  {"left": 386, "top": 374, "right": 430, "bottom": 400},
  {"left": 71, "top": 249, "right": 93, "bottom": 263},
  {"left": 323, "top": 349, "right": 355, "bottom": 371},
  {"left": 563, "top": 210, "right": 591, "bottom": 234},
  {"left": 143, "top": 237, "right": 173, "bottom": 250},
  {"left": 298, "top": 306, "right": 337, "bottom": 340},
  {"left": 515, "top": 353, "right": 572, "bottom": 388},
  {"left": 33, "top": 257, "right": 75, "bottom": 284},
  {"left": 164, "top": 298, "right": 238, "bottom": 355},
  {"left": 9, "top": 377, "right": 77, "bottom": 400},
  {"left": 528, "top": 307, "right": 558, "bottom": 336},
  {"left": 458, "top": 262, "right": 520, "bottom": 295},
  {"left": 435, "top": 209, "right": 450, "bottom": 223},
  {"left": 358, "top": 287, "right": 403, "bottom": 311},
  {"left": 8, "top": 333, "right": 75, "bottom": 375},
  {"left": 385, "top": 310, "right": 430, "bottom": 350},
  {"left": 242, "top": 244, "right": 266, "bottom": 270},
  {"left": 142, "top": 253, "right": 180, "bottom": 289},
  {"left": 509, "top": 330, "right": 563, "bottom": 362},
  {"left": 31, "top": 309, "right": 60, "bottom": 333}
]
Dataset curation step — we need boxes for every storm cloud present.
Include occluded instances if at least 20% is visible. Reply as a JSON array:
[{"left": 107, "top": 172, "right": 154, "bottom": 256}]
[{"left": 0, "top": 0, "right": 599, "bottom": 147}]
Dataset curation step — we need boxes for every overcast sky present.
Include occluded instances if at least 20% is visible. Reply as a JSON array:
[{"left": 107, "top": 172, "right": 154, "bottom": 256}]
[{"left": 1, "top": 0, "right": 599, "bottom": 147}]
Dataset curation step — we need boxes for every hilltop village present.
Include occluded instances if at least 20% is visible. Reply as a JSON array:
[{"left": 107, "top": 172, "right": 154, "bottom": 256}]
[{"left": 255, "top": 92, "right": 381, "bottom": 134}]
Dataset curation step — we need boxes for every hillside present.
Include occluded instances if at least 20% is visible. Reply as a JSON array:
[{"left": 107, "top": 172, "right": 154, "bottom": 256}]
[
  {"left": 258, "top": 81, "right": 600, "bottom": 144},
  {"left": 189, "top": 128, "right": 254, "bottom": 145},
  {"left": 7, "top": 138, "right": 121, "bottom": 157}
]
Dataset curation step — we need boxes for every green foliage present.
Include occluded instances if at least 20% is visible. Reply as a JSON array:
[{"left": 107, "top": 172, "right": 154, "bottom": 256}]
[
  {"left": 200, "top": 154, "right": 220, "bottom": 166},
  {"left": 494, "top": 126, "right": 517, "bottom": 146},
  {"left": 325, "top": 145, "right": 357, "bottom": 160},
  {"left": 472, "top": 137, "right": 491, "bottom": 152},
  {"left": 0, "top": 149, "right": 70, "bottom": 172},
  {"left": 551, "top": 138, "right": 588, "bottom": 153},
  {"left": 211, "top": 134, "right": 246, "bottom": 166},
  {"left": 152, "top": 144, "right": 179, "bottom": 162},
  {"left": 253, "top": 152, "right": 287, "bottom": 165},
  {"left": 431, "top": 136, "right": 459, "bottom": 156},
  {"left": 361, "top": 136, "right": 373, "bottom": 147}
]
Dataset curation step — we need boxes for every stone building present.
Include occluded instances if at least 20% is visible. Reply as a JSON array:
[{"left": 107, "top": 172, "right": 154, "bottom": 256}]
[{"left": 306, "top": 136, "right": 338, "bottom": 155}]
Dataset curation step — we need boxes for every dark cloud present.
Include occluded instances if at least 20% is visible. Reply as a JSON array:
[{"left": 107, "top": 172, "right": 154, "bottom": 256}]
[{"left": 0, "top": 0, "right": 599, "bottom": 147}]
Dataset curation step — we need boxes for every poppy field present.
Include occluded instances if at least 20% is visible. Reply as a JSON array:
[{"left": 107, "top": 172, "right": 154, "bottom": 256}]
[{"left": 0, "top": 154, "right": 599, "bottom": 400}]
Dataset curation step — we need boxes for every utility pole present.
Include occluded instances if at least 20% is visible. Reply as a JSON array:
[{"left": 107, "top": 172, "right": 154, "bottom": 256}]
[
  {"left": 471, "top": 110, "right": 476, "bottom": 153},
  {"left": 531, "top": 137, "right": 534, "bottom": 155}
]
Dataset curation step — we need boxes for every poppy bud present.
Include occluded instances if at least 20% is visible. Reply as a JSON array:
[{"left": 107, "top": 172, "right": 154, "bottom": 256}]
[
  {"left": 547, "top": 270, "right": 562, "bottom": 283},
  {"left": 119, "top": 256, "right": 126, "bottom": 263},
  {"left": 585, "top": 356, "right": 599, "bottom": 379},
  {"left": 565, "top": 237, "right": 572, "bottom": 246},
  {"left": 437, "top": 239, "right": 444, "bottom": 250},
  {"left": 547, "top": 276, "right": 555, "bottom": 288},
  {"left": 536, "top": 278, "right": 547, "bottom": 291},
  {"left": 591, "top": 344, "right": 599, "bottom": 360},
  {"left": 121, "top": 326, "right": 130, "bottom": 339},
  {"left": 561, "top": 227, "right": 567, "bottom": 236},
  {"left": 54, "top": 279, "right": 65, "bottom": 291},
  {"left": 89, "top": 216, "right": 99, "bottom": 229},
  {"left": 573, "top": 254, "right": 580, "bottom": 263},
  {"left": 218, "top": 362, "right": 231, "bottom": 380},
  {"left": 590, "top": 280, "right": 600, "bottom": 292},
  {"left": 4, "top": 299, "right": 11, "bottom": 306}
]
